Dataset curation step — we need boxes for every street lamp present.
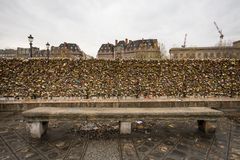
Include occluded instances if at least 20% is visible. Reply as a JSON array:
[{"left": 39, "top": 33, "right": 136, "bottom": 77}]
[
  {"left": 28, "top": 34, "right": 34, "bottom": 57},
  {"left": 46, "top": 42, "right": 50, "bottom": 58}
]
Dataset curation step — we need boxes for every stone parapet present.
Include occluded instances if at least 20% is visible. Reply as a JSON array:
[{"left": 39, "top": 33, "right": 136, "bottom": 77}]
[{"left": 1, "top": 98, "right": 240, "bottom": 114}]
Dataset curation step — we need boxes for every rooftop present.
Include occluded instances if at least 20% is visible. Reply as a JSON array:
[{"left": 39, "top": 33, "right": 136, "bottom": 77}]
[{"left": 98, "top": 39, "right": 159, "bottom": 53}]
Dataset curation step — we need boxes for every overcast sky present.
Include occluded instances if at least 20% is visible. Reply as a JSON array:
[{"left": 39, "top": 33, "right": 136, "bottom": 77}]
[{"left": 0, "top": 0, "right": 239, "bottom": 57}]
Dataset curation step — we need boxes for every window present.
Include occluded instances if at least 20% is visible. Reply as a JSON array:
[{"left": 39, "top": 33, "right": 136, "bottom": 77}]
[
  {"left": 198, "top": 53, "right": 202, "bottom": 59},
  {"left": 210, "top": 52, "right": 214, "bottom": 58},
  {"left": 203, "top": 53, "right": 208, "bottom": 59}
]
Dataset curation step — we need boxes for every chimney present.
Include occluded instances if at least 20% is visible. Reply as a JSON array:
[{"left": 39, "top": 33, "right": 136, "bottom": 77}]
[
  {"left": 125, "top": 38, "right": 128, "bottom": 44},
  {"left": 115, "top": 40, "right": 118, "bottom": 45}
]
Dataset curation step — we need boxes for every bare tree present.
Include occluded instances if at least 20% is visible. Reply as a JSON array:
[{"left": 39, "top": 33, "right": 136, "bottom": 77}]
[{"left": 159, "top": 43, "right": 169, "bottom": 59}]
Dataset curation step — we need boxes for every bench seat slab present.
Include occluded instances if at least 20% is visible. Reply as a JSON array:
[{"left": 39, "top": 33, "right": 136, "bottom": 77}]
[
  {"left": 22, "top": 107, "right": 223, "bottom": 138},
  {"left": 23, "top": 107, "right": 223, "bottom": 121}
]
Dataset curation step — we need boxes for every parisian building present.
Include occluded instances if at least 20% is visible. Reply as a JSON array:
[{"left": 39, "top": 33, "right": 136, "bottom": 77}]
[
  {"left": 0, "top": 49, "right": 17, "bottom": 58},
  {"left": 97, "top": 38, "right": 162, "bottom": 60},
  {"left": 0, "top": 42, "right": 92, "bottom": 59},
  {"left": 51, "top": 42, "right": 87, "bottom": 59},
  {"left": 17, "top": 47, "right": 40, "bottom": 58},
  {"left": 170, "top": 40, "right": 240, "bottom": 59}
]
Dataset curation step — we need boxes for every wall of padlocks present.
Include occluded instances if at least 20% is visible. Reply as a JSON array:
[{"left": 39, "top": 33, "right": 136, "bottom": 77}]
[{"left": 0, "top": 58, "right": 239, "bottom": 99}]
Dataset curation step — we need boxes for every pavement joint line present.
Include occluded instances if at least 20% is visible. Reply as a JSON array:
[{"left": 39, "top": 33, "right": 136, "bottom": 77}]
[
  {"left": 118, "top": 138, "right": 125, "bottom": 160},
  {"left": 119, "top": 137, "right": 140, "bottom": 160},
  {"left": 0, "top": 133, "right": 20, "bottom": 160},
  {"left": 47, "top": 136, "right": 72, "bottom": 155},
  {"left": 13, "top": 128, "right": 49, "bottom": 160},
  {"left": 132, "top": 126, "right": 170, "bottom": 159},
  {"left": 131, "top": 137, "right": 141, "bottom": 160},
  {"left": 80, "top": 137, "right": 89, "bottom": 160},
  {"left": 161, "top": 121, "right": 195, "bottom": 160},
  {"left": 117, "top": 135, "right": 123, "bottom": 160},
  {"left": 205, "top": 133, "right": 216, "bottom": 159},
  {"left": 162, "top": 135, "right": 184, "bottom": 160},
  {"left": 142, "top": 132, "right": 171, "bottom": 159},
  {"left": 132, "top": 135, "right": 146, "bottom": 148},
  {"left": 226, "top": 120, "right": 233, "bottom": 160},
  {"left": 62, "top": 139, "right": 76, "bottom": 160},
  {"left": 0, "top": 133, "right": 17, "bottom": 160}
]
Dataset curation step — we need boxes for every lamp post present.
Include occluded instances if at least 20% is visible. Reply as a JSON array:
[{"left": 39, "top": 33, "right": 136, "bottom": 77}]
[
  {"left": 28, "top": 34, "right": 34, "bottom": 57},
  {"left": 46, "top": 42, "right": 50, "bottom": 59}
]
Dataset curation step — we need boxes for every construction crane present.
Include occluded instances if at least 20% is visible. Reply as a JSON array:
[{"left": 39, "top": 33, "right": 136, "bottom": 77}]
[
  {"left": 181, "top": 33, "right": 187, "bottom": 48},
  {"left": 214, "top": 21, "right": 224, "bottom": 46}
]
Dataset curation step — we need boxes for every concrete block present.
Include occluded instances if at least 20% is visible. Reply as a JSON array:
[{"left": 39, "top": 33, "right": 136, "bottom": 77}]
[
  {"left": 120, "top": 122, "right": 131, "bottom": 134},
  {"left": 197, "top": 120, "right": 216, "bottom": 134},
  {"left": 27, "top": 121, "right": 48, "bottom": 138}
]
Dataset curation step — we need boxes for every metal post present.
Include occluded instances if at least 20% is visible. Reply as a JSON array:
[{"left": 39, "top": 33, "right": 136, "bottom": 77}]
[
  {"left": 30, "top": 42, "right": 33, "bottom": 57},
  {"left": 47, "top": 48, "right": 49, "bottom": 59}
]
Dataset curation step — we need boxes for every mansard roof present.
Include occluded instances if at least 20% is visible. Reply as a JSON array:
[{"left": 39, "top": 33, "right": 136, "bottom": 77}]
[
  {"left": 98, "top": 39, "right": 159, "bottom": 54},
  {"left": 98, "top": 43, "right": 114, "bottom": 53},
  {"left": 116, "top": 40, "right": 127, "bottom": 48},
  {"left": 126, "top": 39, "right": 158, "bottom": 50},
  {"left": 59, "top": 42, "right": 80, "bottom": 52}
]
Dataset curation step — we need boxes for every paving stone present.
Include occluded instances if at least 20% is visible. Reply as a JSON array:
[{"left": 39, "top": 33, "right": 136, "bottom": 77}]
[
  {"left": 229, "top": 153, "right": 240, "bottom": 160},
  {"left": 208, "top": 154, "right": 225, "bottom": 160},
  {"left": 165, "top": 149, "right": 187, "bottom": 160},
  {"left": 16, "top": 147, "right": 38, "bottom": 159},
  {"left": 146, "top": 144, "right": 171, "bottom": 159},
  {"left": 68, "top": 138, "right": 87, "bottom": 160},
  {"left": 0, "top": 145, "right": 17, "bottom": 160},
  {"left": 120, "top": 138, "right": 139, "bottom": 160},
  {"left": 228, "top": 122, "right": 240, "bottom": 160},
  {"left": 176, "top": 143, "right": 191, "bottom": 153},
  {"left": 84, "top": 140, "right": 120, "bottom": 160},
  {"left": 0, "top": 112, "right": 239, "bottom": 160}
]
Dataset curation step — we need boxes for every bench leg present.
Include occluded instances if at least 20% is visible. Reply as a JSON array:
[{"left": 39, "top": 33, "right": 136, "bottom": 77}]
[
  {"left": 120, "top": 121, "right": 132, "bottom": 134},
  {"left": 27, "top": 121, "right": 48, "bottom": 138},
  {"left": 197, "top": 120, "right": 217, "bottom": 134}
]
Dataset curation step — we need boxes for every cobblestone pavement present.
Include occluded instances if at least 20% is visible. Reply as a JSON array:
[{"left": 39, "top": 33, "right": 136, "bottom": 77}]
[{"left": 0, "top": 112, "right": 240, "bottom": 160}]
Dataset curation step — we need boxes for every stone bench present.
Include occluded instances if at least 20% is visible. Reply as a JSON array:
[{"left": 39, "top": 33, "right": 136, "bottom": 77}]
[{"left": 22, "top": 107, "right": 224, "bottom": 138}]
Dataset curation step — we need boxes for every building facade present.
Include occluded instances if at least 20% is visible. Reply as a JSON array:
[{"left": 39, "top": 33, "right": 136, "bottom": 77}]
[
  {"left": 17, "top": 47, "right": 40, "bottom": 58},
  {"left": 97, "top": 39, "right": 161, "bottom": 60},
  {"left": 170, "top": 40, "right": 240, "bottom": 59},
  {"left": 0, "top": 49, "right": 17, "bottom": 58},
  {"left": 51, "top": 42, "right": 86, "bottom": 59},
  {"left": 0, "top": 43, "right": 92, "bottom": 59}
]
